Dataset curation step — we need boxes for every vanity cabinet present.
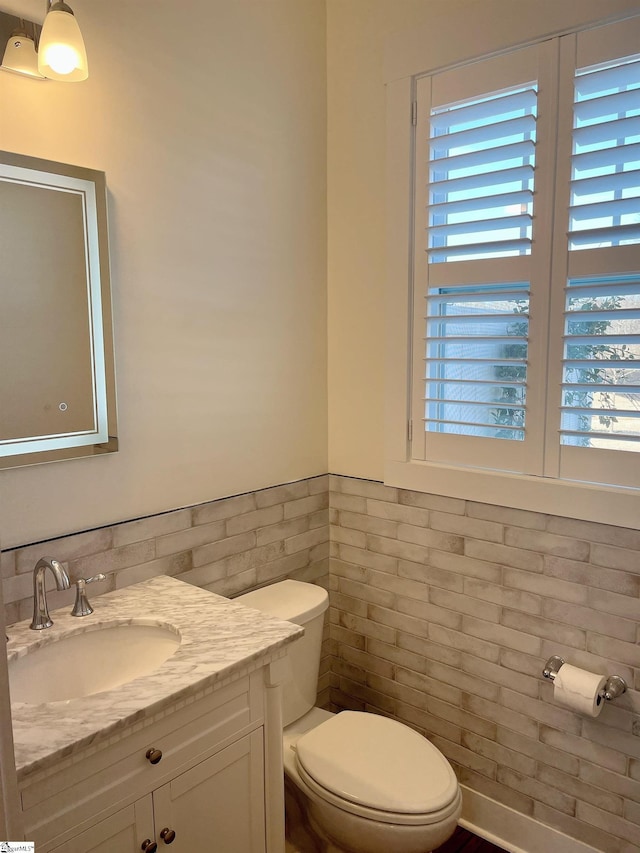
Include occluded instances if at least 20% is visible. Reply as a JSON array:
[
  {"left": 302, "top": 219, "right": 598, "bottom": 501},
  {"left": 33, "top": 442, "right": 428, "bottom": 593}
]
[
  {"left": 149, "top": 728, "right": 265, "bottom": 852},
  {"left": 49, "top": 800, "right": 154, "bottom": 853},
  {"left": 19, "top": 671, "right": 271, "bottom": 853},
  {"left": 49, "top": 730, "right": 265, "bottom": 853}
]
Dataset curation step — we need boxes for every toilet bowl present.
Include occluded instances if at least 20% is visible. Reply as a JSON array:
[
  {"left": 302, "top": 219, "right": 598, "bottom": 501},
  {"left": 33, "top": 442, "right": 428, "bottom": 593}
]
[
  {"left": 283, "top": 707, "right": 462, "bottom": 853},
  {"left": 236, "top": 580, "right": 462, "bottom": 853}
]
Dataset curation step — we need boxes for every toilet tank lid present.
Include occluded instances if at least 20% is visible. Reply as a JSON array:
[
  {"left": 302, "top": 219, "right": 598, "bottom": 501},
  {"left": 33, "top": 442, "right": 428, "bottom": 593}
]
[{"left": 235, "top": 580, "right": 328, "bottom": 625}]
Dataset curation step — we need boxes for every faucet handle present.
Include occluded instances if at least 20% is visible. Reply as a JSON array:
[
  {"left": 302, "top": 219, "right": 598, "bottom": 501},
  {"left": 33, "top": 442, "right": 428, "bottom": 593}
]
[
  {"left": 71, "top": 573, "right": 106, "bottom": 617},
  {"left": 83, "top": 574, "right": 107, "bottom": 585}
]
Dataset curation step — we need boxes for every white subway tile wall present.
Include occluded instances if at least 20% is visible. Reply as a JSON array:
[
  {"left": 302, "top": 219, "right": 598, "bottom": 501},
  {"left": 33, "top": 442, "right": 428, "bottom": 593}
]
[
  {"left": 3, "top": 472, "right": 640, "bottom": 851},
  {"left": 328, "top": 475, "right": 640, "bottom": 853},
  {"left": 1, "top": 476, "right": 331, "bottom": 707}
]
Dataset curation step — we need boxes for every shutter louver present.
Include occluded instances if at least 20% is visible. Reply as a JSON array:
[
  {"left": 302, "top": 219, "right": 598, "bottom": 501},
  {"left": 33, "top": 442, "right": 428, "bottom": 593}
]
[
  {"left": 569, "top": 55, "right": 640, "bottom": 251},
  {"left": 429, "top": 86, "right": 537, "bottom": 263},
  {"left": 425, "top": 283, "right": 530, "bottom": 440},
  {"left": 561, "top": 275, "right": 640, "bottom": 450}
]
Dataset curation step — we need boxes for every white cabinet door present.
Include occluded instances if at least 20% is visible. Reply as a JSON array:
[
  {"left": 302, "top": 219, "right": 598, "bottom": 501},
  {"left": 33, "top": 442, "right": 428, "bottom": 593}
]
[
  {"left": 50, "top": 797, "right": 154, "bottom": 853},
  {"left": 152, "top": 729, "right": 266, "bottom": 853}
]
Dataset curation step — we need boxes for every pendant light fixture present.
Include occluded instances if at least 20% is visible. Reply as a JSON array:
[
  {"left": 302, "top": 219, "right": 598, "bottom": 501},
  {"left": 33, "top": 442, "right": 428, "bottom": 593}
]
[
  {"left": 38, "top": 0, "right": 88, "bottom": 82},
  {"left": 1, "top": 26, "right": 45, "bottom": 80}
]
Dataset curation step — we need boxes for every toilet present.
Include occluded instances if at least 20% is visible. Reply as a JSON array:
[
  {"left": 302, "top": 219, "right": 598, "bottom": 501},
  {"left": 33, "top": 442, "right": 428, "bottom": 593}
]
[{"left": 236, "top": 579, "right": 462, "bottom": 853}]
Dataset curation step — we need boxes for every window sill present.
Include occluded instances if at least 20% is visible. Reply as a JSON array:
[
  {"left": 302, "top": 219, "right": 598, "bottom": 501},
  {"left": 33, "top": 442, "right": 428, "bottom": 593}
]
[{"left": 384, "top": 458, "right": 640, "bottom": 530}]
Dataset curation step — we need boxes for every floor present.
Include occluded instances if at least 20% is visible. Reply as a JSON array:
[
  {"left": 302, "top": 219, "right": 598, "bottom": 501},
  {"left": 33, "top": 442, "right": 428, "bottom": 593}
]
[
  {"left": 285, "top": 824, "right": 508, "bottom": 853},
  {"left": 434, "top": 826, "right": 508, "bottom": 853}
]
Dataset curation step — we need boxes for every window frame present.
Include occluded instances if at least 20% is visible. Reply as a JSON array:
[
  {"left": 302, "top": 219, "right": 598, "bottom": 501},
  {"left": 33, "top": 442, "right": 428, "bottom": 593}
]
[{"left": 385, "top": 13, "right": 640, "bottom": 529}]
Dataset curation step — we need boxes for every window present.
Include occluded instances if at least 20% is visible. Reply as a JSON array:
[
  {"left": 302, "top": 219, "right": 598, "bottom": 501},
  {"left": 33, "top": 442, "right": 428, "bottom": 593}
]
[{"left": 399, "top": 16, "right": 640, "bottom": 515}]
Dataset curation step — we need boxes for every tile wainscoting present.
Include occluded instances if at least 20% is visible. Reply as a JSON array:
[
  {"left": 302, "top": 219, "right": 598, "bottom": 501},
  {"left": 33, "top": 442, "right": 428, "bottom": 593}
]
[
  {"left": 3, "top": 472, "right": 640, "bottom": 851},
  {"left": 328, "top": 475, "right": 640, "bottom": 853},
  {"left": 1, "top": 475, "right": 331, "bottom": 706}
]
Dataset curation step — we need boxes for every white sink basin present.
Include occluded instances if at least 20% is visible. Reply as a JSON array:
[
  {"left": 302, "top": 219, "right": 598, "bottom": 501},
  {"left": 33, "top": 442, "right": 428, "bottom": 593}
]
[{"left": 9, "top": 622, "right": 181, "bottom": 704}]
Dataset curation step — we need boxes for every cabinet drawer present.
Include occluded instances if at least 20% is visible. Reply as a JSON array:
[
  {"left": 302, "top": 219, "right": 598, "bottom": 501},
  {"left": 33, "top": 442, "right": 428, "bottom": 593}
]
[{"left": 21, "top": 672, "right": 264, "bottom": 849}]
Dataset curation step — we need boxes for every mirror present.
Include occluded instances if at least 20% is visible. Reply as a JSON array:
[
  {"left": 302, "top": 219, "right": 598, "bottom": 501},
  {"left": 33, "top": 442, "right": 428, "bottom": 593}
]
[{"left": 0, "top": 151, "right": 118, "bottom": 468}]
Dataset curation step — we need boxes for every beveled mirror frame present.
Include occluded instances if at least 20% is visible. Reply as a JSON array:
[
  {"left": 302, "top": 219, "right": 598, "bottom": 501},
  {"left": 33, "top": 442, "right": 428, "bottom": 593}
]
[{"left": 0, "top": 151, "right": 118, "bottom": 469}]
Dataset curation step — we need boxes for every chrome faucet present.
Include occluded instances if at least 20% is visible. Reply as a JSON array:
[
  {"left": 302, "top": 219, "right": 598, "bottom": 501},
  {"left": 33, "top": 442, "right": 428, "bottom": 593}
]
[{"left": 30, "top": 557, "right": 71, "bottom": 630}]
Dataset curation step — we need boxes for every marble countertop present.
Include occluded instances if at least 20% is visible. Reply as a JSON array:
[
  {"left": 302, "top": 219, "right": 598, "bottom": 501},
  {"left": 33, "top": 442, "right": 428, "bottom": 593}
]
[{"left": 7, "top": 575, "right": 303, "bottom": 780}]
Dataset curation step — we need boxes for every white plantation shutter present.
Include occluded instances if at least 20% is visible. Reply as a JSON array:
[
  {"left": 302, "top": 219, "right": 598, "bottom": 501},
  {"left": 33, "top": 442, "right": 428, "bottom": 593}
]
[
  {"left": 561, "top": 275, "right": 640, "bottom": 451},
  {"left": 551, "top": 18, "right": 640, "bottom": 488},
  {"left": 569, "top": 56, "right": 640, "bottom": 251},
  {"left": 410, "top": 19, "right": 640, "bottom": 490},
  {"left": 428, "top": 88, "right": 536, "bottom": 263},
  {"left": 424, "top": 283, "right": 529, "bottom": 440},
  {"left": 413, "top": 44, "right": 552, "bottom": 473}
]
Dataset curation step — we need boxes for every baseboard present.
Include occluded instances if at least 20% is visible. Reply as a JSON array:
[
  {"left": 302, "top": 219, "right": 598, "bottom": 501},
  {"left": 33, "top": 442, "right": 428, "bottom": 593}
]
[{"left": 459, "top": 785, "right": 602, "bottom": 853}]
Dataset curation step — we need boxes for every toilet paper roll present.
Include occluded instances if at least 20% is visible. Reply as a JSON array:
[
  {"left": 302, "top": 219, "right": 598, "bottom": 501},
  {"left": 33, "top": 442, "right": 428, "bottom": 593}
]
[{"left": 553, "top": 664, "right": 607, "bottom": 717}]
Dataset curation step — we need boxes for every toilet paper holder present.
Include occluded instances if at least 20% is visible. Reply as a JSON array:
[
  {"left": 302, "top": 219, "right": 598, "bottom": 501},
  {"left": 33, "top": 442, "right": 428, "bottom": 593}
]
[{"left": 542, "top": 656, "right": 627, "bottom": 701}]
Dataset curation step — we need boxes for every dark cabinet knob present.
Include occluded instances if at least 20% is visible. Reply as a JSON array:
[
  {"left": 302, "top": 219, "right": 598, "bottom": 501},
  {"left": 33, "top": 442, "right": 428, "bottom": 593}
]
[
  {"left": 141, "top": 840, "right": 157, "bottom": 852},
  {"left": 145, "top": 747, "right": 163, "bottom": 765},
  {"left": 160, "top": 827, "right": 176, "bottom": 844}
]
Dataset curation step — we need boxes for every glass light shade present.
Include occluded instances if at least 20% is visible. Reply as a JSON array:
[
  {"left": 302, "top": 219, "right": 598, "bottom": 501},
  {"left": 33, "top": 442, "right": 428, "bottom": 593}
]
[
  {"left": 38, "top": 4, "right": 88, "bottom": 82},
  {"left": 1, "top": 33, "right": 45, "bottom": 79}
]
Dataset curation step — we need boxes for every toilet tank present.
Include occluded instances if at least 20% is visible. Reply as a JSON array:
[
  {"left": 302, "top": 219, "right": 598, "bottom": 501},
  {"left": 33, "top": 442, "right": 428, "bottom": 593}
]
[{"left": 235, "top": 580, "right": 328, "bottom": 726}]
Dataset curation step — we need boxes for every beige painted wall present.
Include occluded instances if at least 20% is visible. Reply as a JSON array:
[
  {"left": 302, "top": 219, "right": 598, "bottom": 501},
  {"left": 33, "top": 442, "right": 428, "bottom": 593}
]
[
  {"left": 0, "top": 0, "right": 327, "bottom": 548},
  {"left": 327, "top": 0, "right": 640, "bottom": 481}
]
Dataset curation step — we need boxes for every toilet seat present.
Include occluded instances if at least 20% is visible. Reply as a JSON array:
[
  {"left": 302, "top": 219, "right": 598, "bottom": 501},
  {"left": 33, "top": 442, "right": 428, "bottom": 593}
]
[{"left": 294, "top": 711, "right": 460, "bottom": 826}]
